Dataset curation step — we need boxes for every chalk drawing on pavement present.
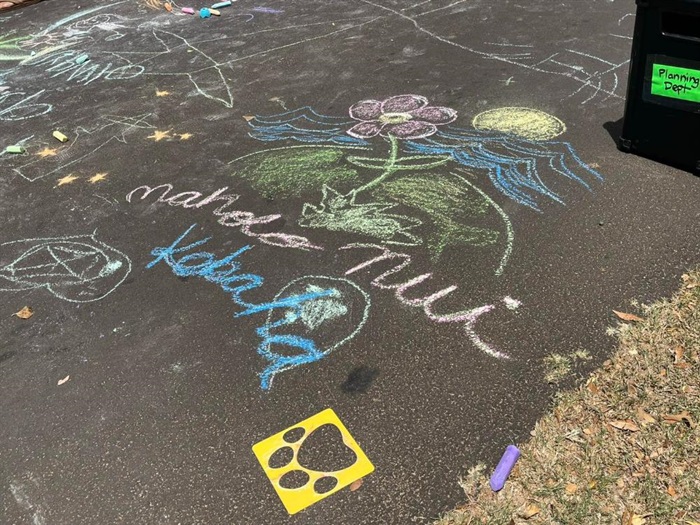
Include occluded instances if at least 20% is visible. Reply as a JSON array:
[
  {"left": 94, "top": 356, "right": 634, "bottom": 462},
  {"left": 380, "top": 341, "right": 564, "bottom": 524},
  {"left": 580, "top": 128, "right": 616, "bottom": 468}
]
[
  {"left": 0, "top": 233, "right": 131, "bottom": 303},
  {"left": 253, "top": 408, "right": 374, "bottom": 515},
  {"left": 256, "top": 275, "right": 370, "bottom": 390},
  {"left": 234, "top": 97, "right": 602, "bottom": 275},
  {"left": 147, "top": 226, "right": 367, "bottom": 388}
]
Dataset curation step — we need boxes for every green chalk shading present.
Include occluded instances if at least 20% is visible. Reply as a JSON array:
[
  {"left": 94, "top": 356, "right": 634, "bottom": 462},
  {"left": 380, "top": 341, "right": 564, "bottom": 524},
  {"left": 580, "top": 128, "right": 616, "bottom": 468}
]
[
  {"left": 5, "top": 145, "right": 25, "bottom": 154},
  {"left": 651, "top": 63, "right": 700, "bottom": 103},
  {"left": 233, "top": 146, "right": 360, "bottom": 199},
  {"left": 299, "top": 186, "right": 423, "bottom": 246},
  {"left": 375, "top": 174, "right": 499, "bottom": 258}
]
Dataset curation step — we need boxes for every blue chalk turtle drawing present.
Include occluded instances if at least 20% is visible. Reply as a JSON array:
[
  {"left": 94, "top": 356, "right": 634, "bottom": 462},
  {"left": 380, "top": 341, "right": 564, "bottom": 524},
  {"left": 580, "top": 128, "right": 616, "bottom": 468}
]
[
  {"left": 256, "top": 276, "right": 370, "bottom": 390},
  {"left": 0, "top": 233, "right": 132, "bottom": 302}
]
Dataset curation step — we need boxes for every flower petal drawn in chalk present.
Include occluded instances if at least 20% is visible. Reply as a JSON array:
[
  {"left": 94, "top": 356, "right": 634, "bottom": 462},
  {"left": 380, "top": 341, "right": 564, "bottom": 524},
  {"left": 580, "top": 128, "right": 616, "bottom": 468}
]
[{"left": 347, "top": 94, "right": 457, "bottom": 140}]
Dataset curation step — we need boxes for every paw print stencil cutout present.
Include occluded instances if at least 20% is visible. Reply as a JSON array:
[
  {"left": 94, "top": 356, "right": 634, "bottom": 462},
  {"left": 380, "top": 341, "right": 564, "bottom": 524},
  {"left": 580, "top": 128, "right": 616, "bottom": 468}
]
[{"left": 252, "top": 408, "right": 374, "bottom": 514}]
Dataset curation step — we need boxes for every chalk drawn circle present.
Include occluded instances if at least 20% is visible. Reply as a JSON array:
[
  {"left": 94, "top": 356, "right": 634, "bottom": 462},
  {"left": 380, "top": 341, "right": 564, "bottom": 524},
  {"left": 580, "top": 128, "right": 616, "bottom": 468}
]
[
  {"left": 268, "top": 446, "right": 294, "bottom": 469},
  {"left": 313, "top": 476, "right": 338, "bottom": 494},
  {"left": 283, "top": 427, "right": 306, "bottom": 444},
  {"left": 472, "top": 107, "right": 566, "bottom": 141},
  {"left": 279, "top": 469, "right": 310, "bottom": 490}
]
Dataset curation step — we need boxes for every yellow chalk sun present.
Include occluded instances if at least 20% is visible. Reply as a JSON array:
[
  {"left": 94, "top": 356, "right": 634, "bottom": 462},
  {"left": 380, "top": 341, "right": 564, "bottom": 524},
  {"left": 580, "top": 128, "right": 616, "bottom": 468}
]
[{"left": 472, "top": 107, "right": 566, "bottom": 141}]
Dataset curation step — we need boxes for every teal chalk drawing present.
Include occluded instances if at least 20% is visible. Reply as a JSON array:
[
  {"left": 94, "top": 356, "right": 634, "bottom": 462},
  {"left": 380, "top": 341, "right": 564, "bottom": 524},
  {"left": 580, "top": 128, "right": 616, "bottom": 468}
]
[{"left": 0, "top": 233, "right": 131, "bottom": 303}]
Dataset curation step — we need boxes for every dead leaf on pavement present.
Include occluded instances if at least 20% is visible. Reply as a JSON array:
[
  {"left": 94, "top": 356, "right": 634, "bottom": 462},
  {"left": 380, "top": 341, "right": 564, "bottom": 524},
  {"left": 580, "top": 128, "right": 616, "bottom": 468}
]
[
  {"left": 565, "top": 483, "right": 578, "bottom": 494},
  {"left": 521, "top": 504, "right": 541, "bottom": 519},
  {"left": 667, "top": 485, "right": 679, "bottom": 499},
  {"left": 610, "top": 419, "right": 640, "bottom": 432},
  {"left": 613, "top": 310, "right": 644, "bottom": 322},
  {"left": 349, "top": 479, "right": 364, "bottom": 492},
  {"left": 57, "top": 375, "right": 70, "bottom": 386},
  {"left": 636, "top": 408, "right": 656, "bottom": 425},
  {"left": 14, "top": 306, "right": 33, "bottom": 319},
  {"left": 662, "top": 411, "right": 695, "bottom": 428}
]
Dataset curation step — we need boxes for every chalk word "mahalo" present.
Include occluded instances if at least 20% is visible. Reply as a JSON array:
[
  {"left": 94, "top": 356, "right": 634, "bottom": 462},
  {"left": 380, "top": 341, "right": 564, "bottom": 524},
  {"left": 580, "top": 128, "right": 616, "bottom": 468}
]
[
  {"left": 341, "top": 243, "right": 520, "bottom": 359},
  {"left": 148, "top": 225, "right": 366, "bottom": 389},
  {"left": 127, "top": 184, "right": 321, "bottom": 251}
]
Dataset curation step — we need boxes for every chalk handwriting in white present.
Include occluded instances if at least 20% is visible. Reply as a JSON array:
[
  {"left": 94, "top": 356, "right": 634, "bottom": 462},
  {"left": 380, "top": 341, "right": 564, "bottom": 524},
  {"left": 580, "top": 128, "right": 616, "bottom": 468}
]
[
  {"left": 126, "top": 183, "right": 323, "bottom": 251},
  {"left": 340, "top": 243, "right": 520, "bottom": 359}
]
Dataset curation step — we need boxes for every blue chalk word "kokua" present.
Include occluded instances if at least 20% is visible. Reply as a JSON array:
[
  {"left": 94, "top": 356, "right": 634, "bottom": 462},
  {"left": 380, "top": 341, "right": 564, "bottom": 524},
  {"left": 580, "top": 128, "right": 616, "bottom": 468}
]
[{"left": 147, "top": 224, "right": 334, "bottom": 389}]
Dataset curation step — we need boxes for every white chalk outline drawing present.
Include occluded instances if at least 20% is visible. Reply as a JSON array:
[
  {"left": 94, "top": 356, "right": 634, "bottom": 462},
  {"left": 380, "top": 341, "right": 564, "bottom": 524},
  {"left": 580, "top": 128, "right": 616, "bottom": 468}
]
[
  {"left": 354, "top": 0, "right": 630, "bottom": 105},
  {"left": 9, "top": 113, "right": 155, "bottom": 182},
  {"left": 0, "top": 89, "right": 52, "bottom": 121},
  {"left": 0, "top": 233, "right": 132, "bottom": 303}
]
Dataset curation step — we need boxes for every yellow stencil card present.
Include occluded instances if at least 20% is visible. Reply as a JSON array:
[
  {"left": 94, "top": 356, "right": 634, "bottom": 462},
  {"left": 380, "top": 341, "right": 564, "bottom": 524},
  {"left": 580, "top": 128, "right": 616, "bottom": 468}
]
[{"left": 252, "top": 408, "right": 374, "bottom": 515}]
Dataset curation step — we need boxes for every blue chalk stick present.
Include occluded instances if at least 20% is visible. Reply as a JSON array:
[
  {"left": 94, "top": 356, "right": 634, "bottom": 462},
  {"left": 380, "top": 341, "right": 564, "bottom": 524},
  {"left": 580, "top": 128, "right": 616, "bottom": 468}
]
[
  {"left": 489, "top": 445, "right": 520, "bottom": 492},
  {"left": 75, "top": 54, "right": 89, "bottom": 65},
  {"left": 200, "top": 7, "right": 211, "bottom": 17},
  {"left": 211, "top": 0, "right": 231, "bottom": 8}
]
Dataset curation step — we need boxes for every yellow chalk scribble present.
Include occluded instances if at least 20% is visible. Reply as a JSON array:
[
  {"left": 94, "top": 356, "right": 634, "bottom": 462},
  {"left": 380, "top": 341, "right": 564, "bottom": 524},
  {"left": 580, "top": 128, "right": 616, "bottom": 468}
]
[
  {"left": 178, "top": 133, "right": 193, "bottom": 141},
  {"left": 147, "top": 130, "right": 172, "bottom": 142},
  {"left": 56, "top": 174, "right": 78, "bottom": 186},
  {"left": 472, "top": 107, "right": 566, "bottom": 141},
  {"left": 155, "top": 89, "right": 171, "bottom": 97},
  {"left": 253, "top": 408, "right": 374, "bottom": 515},
  {"left": 89, "top": 173, "right": 108, "bottom": 183},
  {"left": 36, "top": 147, "right": 58, "bottom": 158}
]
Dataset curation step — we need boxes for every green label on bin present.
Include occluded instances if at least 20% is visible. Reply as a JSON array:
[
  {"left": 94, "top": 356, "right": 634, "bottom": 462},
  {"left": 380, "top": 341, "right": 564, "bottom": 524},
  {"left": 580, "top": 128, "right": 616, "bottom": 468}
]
[{"left": 651, "top": 63, "right": 700, "bottom": 103}]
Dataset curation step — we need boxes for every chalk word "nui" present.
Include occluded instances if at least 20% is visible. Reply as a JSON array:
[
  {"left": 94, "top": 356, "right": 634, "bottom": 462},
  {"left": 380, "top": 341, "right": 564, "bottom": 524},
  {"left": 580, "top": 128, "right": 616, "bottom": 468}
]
[{"left": 340, "top": 243, "right": 520, "bottom": 359}]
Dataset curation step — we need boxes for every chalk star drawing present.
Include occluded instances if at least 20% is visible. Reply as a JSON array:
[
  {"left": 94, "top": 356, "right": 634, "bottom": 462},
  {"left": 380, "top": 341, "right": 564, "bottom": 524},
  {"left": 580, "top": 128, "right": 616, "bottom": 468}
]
[
  {"left": 89, "top": 172, "right": 108, "bottom": 183},
  {"left": 5, "top": 112, "right": 155, "bottom": 182},
  {"left": 56, "top": 174, "right": 79, "bottom": 186},
  {"left": 0, "top": 233, "right": 132, "bottom": 303},
  {"left": 147, "top": 129, "right": 171, "bottom": 142},
  {"left": 177, "top": 133, "right": 192, "bottom": 141},
  {"left": 36, "top": 147, "right": 58, "bottom": 158},
  {"left": 256, "top": 275, "right": 370, "bottom": 390}
]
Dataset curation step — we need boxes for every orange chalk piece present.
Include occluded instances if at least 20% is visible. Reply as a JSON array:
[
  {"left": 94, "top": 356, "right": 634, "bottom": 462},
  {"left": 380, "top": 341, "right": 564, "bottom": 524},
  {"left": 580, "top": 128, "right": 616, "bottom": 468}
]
[
  {"left": 164, "top": 2, "right": 172, "bottom": 11},
  {"left": 52, "top": 131, "right": 69, "bottom": 143}
]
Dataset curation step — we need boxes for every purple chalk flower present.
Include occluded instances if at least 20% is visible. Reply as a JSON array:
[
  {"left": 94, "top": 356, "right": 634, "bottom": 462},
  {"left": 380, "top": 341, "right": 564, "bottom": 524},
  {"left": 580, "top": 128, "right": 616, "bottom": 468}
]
[{"left": 347, "top": 94, "right": 457, "bottom": 140}]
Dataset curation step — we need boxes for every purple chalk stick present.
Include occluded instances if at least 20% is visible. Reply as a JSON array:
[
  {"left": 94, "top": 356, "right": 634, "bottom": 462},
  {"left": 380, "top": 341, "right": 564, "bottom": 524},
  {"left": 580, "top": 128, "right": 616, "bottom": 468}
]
[
  {"left": 489, "top": 445, "right": 520, "bottom": 492},
  {"left": 182, "top": 7, "right": 195, "bottom": 14}
]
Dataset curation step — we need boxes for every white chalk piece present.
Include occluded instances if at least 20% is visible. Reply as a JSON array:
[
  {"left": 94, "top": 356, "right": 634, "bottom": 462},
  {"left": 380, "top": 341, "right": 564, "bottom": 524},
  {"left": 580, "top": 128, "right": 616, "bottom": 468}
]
[
  {"left": 209, "top": 8, "right": 220, "bottom": 15},
  {"left": 52, "top": 131, "right": 69, "bottom": 142}
]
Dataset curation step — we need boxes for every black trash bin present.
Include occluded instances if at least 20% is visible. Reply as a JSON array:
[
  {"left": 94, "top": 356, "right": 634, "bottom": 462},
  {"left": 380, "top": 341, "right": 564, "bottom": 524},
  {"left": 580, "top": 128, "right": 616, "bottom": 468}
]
[{"left": 620, "top": 0, "right": 700, "bottom": 172}]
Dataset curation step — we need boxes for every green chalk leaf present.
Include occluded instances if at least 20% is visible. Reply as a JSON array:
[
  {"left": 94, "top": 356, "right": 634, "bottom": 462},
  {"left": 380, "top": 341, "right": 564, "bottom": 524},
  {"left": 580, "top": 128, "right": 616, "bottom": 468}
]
[{"left": 231, "top": 146, "right": 361, "bottom": 199}]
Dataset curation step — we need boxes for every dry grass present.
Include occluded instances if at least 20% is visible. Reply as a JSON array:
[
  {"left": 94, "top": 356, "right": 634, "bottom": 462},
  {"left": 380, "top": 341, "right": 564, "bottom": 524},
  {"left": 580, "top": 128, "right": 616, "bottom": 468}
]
[{"left": 438, "top": 271, "right": 700, "bottom": 525}]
